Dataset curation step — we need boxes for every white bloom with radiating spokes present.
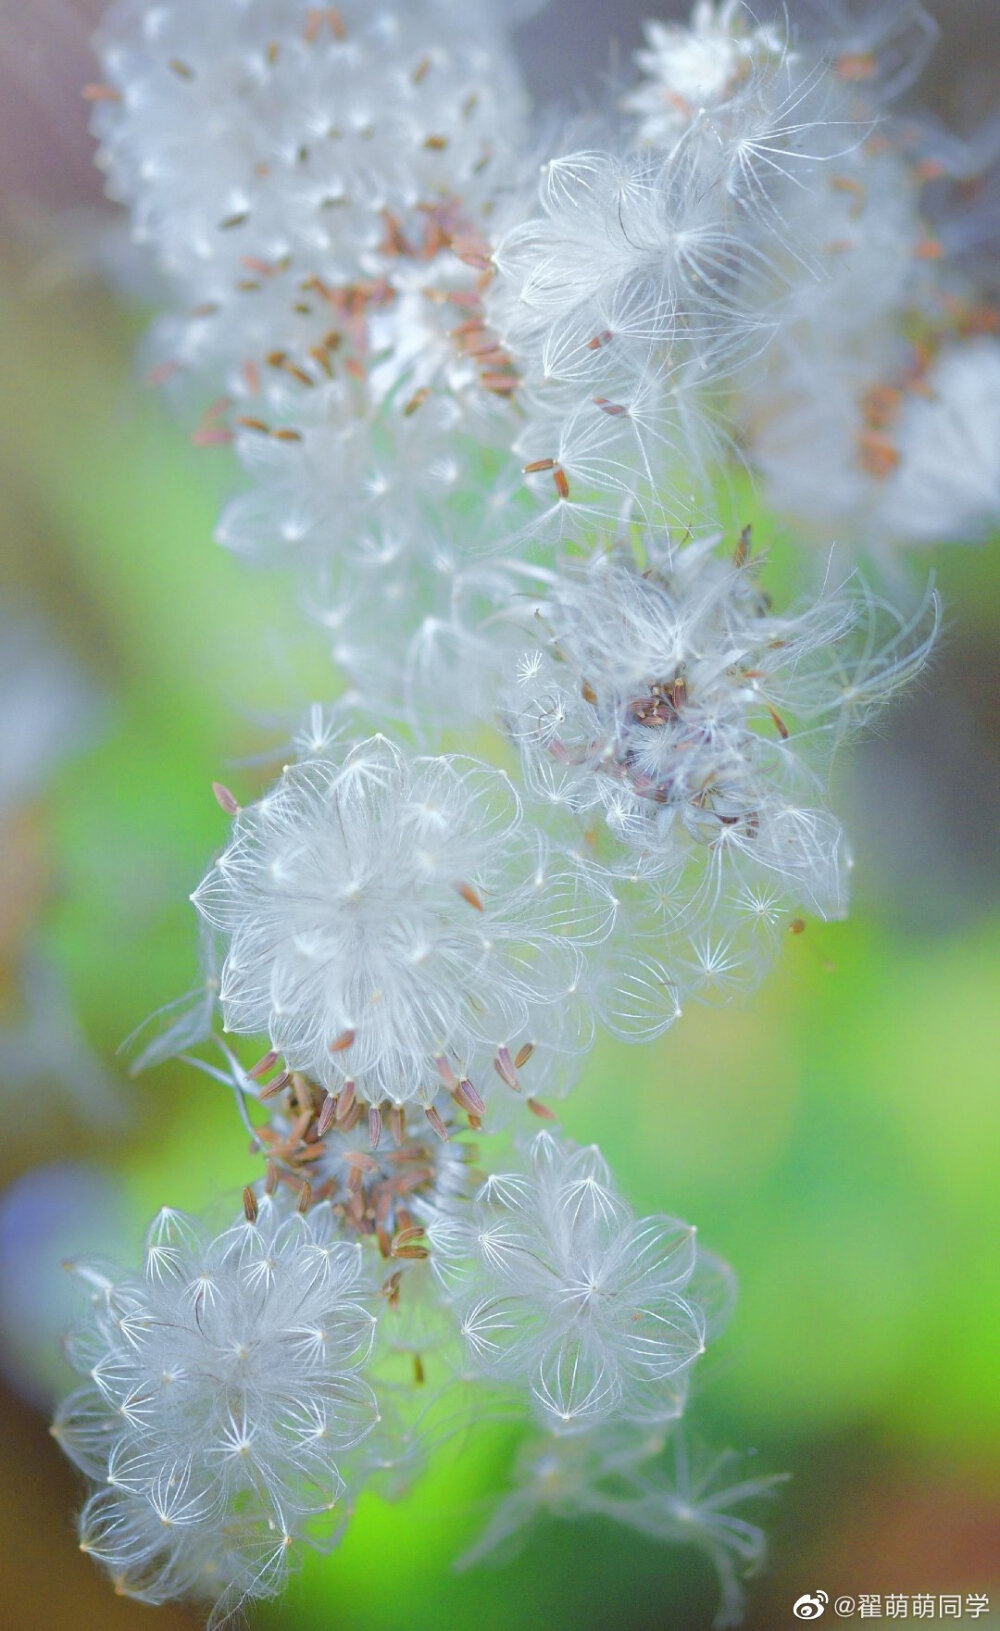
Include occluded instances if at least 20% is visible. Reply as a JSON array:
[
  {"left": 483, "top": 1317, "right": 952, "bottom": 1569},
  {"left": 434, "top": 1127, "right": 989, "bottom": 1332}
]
[
  {"left": 192, "top": 737, "right": 604, "bottom": 1111},
  {"left": 427, "top": 1130, "right": 732, "bottom": 1432},
  {"left": 502, "top": 527, "right": 937, "bottom": 1019},
  {"left": 53, "top": 1196, "right": 379, "bottom": 1618}
]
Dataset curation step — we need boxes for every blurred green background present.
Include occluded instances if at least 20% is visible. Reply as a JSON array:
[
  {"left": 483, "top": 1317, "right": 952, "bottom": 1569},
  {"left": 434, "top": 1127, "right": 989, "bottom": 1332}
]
[{"left": 0, "top": 0, "right": 998, "bottom": 1621}]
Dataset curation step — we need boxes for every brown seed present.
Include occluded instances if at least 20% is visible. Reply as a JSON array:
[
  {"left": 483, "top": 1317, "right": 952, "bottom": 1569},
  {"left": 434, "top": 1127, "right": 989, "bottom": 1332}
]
[
  {"left": 857, "top": 429, "right": 900, "bottom": 479},
  {"left": 424, "top": 134, "right": 448, "bottom": 151},
  {"left": 527, "top": 1098, "right": 557, "bottom": 1121},
  {"left": 412, "top": 56, "right": 431, "bottom": 84},
  {"left": 788, "top": 918, "right": 806, "bottom": 935},
  {"left": 413, "top": 1354, "right": 425, "bottom": 1384},
  {"left": 219, "top": 212, "right": 249, "bottom": 231},
  {"left": 767, "top": 705, "right": 790, "bottom": 741},
  {"left": 404, "top": 387, "right": 430, "bottom": 416},
  {"left": 317, "top": 1093, "right": 338, "bottom": 1136},
  {"left": 242, "top": 1186, "right": 258, "bottom": 1223},
  {"left": 480, "top": 372, "right": 518, "bottom": 394},
  {"left": 340, "top": 1097, "right": 363, "bottom": 1133},
  {"left": 336, "top": 1079, "right": 357, "bottom": 1122},
  {"left": 247, "top": 1049, "right": 279, "bottom": 1081},
  {"left": 553, "top": 466, "right": 570, "bottom": 500},
  {"left": 452, "top": 237, "right": 492, "bottom": 272},
  {"left": 594, "top": 397, "right": 627, "bottom": 416},
  {"left": 734, "top": 525, "right": 752, "bottom": 567},
  {"left": 836, "top": 52, "right": 875, "bottom": 80},
  {"left": 343, "top": 1149, "right": 378, "bottom": 1174},
  {"left": 273, "top": 428, "right": 304, "bottom": 442},
  {"left": 82, "top": 83, "right": 120, "bottom": 102},
  {"left": 523, "top": 458, "right": 555, "bottom": 474},
  {"left": 168, "top": 58, "right": 195, "bottom": 80},
  {"left": 514, "top": 1042, "right": 535, "bottom": 1069},
  {"left": 236, "top": 416, "right": 270, "bottom": 434},
  {"left": 329, "top": 1028, "right": 356, "bottom": 1053},
  {"left": 212, "top": 781, "right": 240, "bottom": 815},
  {"left": 493, "top": 1046, "right": 520, "bottom": 1092},
  {"left": 424, "top": 1105, "right": 449, "bottom": 1141},
  {"left": 368, "top": 1105, "right": 382, "bottom": 1150},
  {"left": 258, "top": 1070, "right": 292, "bottom": 1102},
  {"left": 453, "top": 880, "right": 484, "bottom": 911},
  {"left": 297, "top": 1180, "right": 313, "bottom": 1214},
  {"left": 434, "top": 1055, "right": 458, "bottom": 1090},
  {"left": 265, "top": 1161, "right": 279, "bottom": 1195},
  {"left": 454, "top": 1077, "right": 486, "bottom": 1116}
]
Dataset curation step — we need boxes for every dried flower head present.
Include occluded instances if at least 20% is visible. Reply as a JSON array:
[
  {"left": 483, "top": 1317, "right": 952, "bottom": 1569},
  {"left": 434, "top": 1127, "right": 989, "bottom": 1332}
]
[
  {"left": 53, "top": 1196, "right": 379, "bottom": 1620},
  {"left": 192, "top": 737, "right": 603, "bottom": 1115},
  {"left": 503, "top": 527, "right": 937, "bottom": 1017},
  {"left": 428, "top": 1128, "right": 733, "bottom": 1432}
]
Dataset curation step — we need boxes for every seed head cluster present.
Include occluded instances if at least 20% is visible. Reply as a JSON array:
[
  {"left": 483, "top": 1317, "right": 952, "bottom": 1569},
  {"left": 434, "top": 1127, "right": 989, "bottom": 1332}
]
[{"left": 51, "top": 0, "right": 996, "bottom": 1624}]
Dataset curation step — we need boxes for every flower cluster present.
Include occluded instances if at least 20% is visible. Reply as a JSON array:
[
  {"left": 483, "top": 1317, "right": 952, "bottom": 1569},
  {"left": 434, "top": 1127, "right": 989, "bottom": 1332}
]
[{"left": 52, "top": 0, "right": 994, "bottom": 1624}]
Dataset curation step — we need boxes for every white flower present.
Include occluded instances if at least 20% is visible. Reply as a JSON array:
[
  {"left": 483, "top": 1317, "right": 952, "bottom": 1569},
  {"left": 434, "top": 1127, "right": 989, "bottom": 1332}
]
[
  {"left": 624, "top": 2, "right": 787, "bottom": 149},
  {"left": 486, "top": 145, "right": 771, "bottom": 533},
  {"left": 460, "top": 1424, "right": 784, "bottom": 1629},
  {"left": 96, "top": 0, "right": 532, "bottom": 615},
  {"left": 427, "top": 1129, "right": 732, "bottom": 1432},
  {"left": 502, "top": 528, "right": 937, "bottom": 1020},
  {"left": 94, "top": 0, "right": 529, "bottom": 318},
  {"left": 192, "top": 737, "right": 603, "bottom": 1113},
  {"left": 53, "top": 1196, "right": 379, "bottom": 1619}
]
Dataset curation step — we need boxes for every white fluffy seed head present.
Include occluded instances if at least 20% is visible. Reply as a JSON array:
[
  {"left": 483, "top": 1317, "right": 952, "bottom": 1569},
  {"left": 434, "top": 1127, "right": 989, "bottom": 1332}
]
[
  {"left": 95, "top": 0, "right": 532, "bottom": 596},
  {"left": 624, "top": 2, "right": 788, "bottom": 150},
  {"left": 93, "top": 0, "right": 529, "bottom": 302},
  {"left": 54, "top": 1196, "right": 379, "bottom": 1618},
  {"left": 753, "top": 332, "right": 1000, "bottom": 551},
  {"left": 192, "top": 737, "right": 604, "bottom": 1110},
  {"left": 502, "top": 527, "right": 938, "bottom": 1024},
  {"left": 428, "top": 1128, "right": 733, "bottom": 1433}
]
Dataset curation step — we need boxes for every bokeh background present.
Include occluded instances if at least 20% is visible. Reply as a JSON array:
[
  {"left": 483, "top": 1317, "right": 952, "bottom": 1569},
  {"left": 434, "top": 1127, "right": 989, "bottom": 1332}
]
[{"left": 0, "top": 2, "right": 997, "bottom": 1628}]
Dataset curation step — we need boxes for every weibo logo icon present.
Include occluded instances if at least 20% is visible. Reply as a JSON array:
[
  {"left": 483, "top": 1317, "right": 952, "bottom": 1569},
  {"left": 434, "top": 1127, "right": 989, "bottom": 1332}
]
[{"left": 792, "top": 1592, "right": 829, "bottom": 1619}]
